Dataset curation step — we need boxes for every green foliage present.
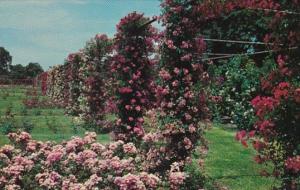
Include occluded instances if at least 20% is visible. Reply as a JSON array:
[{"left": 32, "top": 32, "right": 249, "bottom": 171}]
[
  {"left": 0, "top": 116, "right": 34, "bottom": 135},
  {"left": 208, "top": 56, "right": 276, "bottom": 129},
  {"left": 183, "top": 161, "right": 206, "bottom": 190},
  {"left": 9, "top": 64, "right": 26, "bottom": 79},
  {"left": 0, "top": 121, "right": 16, "bottom": 135},
  {"left": 7, "top": 62, "right": 43, "bottom": 79},
  {"left": 0, "top": 47, "right": 12, "bottom": 75},
  {"left": 25, "top": 62, "right": 44, "bottom": 78},
  {"left": 21, "top": 107, "right": 28, "bottom": 116},
  {"left": 45, "top": 116, "right": 59, "bottom": 134},
  {"left": 21, "top": 120, "right": 34, "bottom": 133},
  {"left": 202, "top": 8, "right": 271, "bottom": 66}
]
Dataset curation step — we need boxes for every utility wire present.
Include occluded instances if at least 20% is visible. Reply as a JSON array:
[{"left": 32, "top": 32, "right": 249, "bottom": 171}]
[
  {"left": 201, "top": 46, "right": 298, "bottom": 61},
  {"left": 203, "top": 53, "right": 239, "bottom": 56},
  {"left": 203, "top": 38, "right": 283, "bottom": 46},
  {"left": 250, "top": 8, "right": 300, "bottom": 15}
]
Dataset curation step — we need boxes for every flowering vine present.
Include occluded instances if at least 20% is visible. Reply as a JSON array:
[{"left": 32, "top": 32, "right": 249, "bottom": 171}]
[
  {"left": 151, "top": 0, "right": 210, "bottom": 173},
  {"left": 111, "top": 12, "right": 157, "bottom": 143}
]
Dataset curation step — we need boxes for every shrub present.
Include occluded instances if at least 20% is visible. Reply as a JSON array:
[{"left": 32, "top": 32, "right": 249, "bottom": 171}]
[
  {"left": 237, "top": 78, "right": 300, "bottom": 189},
  {"left": 0, "top": 112, "right": 34, "bottom": 134},
  {"left": 235, "top": 0, "right": 300, "bottom": 189},
  {"left": 208, "top": 56, "right": 276, "bottom": 129},
  {"left": 20, "top": 120, "right": 34, "bottom": 133},
  {"left": 0, "top": 131, "right": 192, "bottom": 190}
]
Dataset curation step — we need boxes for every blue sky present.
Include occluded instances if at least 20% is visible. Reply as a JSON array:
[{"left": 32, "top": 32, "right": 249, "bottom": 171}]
[{"left": 0, "top": 0, "right": 161, "bottom": 69}]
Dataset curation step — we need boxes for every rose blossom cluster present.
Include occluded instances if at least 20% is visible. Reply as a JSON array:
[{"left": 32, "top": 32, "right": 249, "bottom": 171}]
[
  {"left": 111, "top": 12, "right": 158, "bottom": 142},
  {"left": 114, "top": 172, "right": 160, "bottom": 190},
  {"left": 285, "top": 156, "right": 300, "bottom": 173},
  {"left": 0, "top": 131, "right": 187, "bottom": 189}
]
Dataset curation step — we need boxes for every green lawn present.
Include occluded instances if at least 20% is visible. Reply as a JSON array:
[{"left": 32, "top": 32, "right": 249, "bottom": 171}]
[
  {"left": 0, "top": 86, "right": 278, "bottom": 189},
  {"left": 205, "top": 126, "right": 279, "bottom": 190},
  {"left": 0, "top": 86, "right": 110, "bottom": 145}
]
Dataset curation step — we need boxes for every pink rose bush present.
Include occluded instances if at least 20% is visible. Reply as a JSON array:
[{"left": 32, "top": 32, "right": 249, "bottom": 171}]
[
  {"left": 0, "top": 131, "right": 197, "bottom": 189},
  {"left": 111, "top": 12, "right": 158, "bottom": 142}
]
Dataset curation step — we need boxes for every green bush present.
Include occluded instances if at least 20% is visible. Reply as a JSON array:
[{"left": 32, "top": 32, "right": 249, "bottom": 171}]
[
  {"left": 208, "top": 56, "right": 276, "bottom": 130},
  {"left": 21, "top": 120, "right": 34, "bottom": 133}
]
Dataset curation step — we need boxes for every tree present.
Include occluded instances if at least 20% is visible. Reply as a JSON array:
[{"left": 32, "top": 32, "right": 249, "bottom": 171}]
[
  {"left": 25, "top": 62, "right": 43, "bottom": 78},
  {"left": 9, "top": 64, "right": 26, "bottom": 79},
  {"left": 0, "top": 47, "right": 12, "bottom": 75}
]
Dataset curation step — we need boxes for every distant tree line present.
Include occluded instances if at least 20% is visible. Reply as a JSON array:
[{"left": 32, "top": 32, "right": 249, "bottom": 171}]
[{"left": 0, "top": 47, "right": 44, "bottom": 79}]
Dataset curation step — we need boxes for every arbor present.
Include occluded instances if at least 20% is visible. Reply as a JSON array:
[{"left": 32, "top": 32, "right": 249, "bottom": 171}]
[{"left": 0, "top": 47, "right": 12, "bottom": 75}]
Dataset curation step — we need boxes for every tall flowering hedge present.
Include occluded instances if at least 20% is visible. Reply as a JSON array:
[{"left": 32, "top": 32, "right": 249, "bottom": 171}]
[
  {"left": 46, "top": 65, "right": 66, "bottom": 105},
  {"left": 64, "top": 52, "right": 83, "bottom": 116},
  {"left": 111, "top": 12, "right": 157, "bottom": 143},
  {"left": 151, "top": 0, "right": 210, "bottom": 173},
  {"left": 78, "top": 34, "right": 113, "bottom": 130}
]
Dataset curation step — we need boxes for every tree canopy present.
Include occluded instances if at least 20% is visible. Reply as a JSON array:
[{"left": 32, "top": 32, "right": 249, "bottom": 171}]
[{"left": 0, "top": 47, "right": 12, "bottom": 75}]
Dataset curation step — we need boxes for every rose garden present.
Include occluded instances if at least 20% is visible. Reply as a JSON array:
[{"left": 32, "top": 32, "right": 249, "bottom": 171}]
[{"left": 0, "top": 0, "right": 299, "bottom": 189}]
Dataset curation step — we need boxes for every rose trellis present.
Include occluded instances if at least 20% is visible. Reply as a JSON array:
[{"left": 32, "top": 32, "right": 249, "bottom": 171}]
[
  {"left": 111, "top": 12, "right": 158, "bottom": 143},
  {"left": 151, "top": 0, "right": 210, "bottom": 172}
]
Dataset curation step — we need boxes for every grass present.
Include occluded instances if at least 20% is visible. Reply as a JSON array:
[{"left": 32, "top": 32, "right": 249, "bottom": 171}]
[
  {"left": 0, "top": 86, "right": 110, "bottom": 145},
  {"left": 0, "top": 85, "right": 278, "bottom": 189},
  {"left": 205, "top": 126, "right": 279, "bottom": 189}
]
